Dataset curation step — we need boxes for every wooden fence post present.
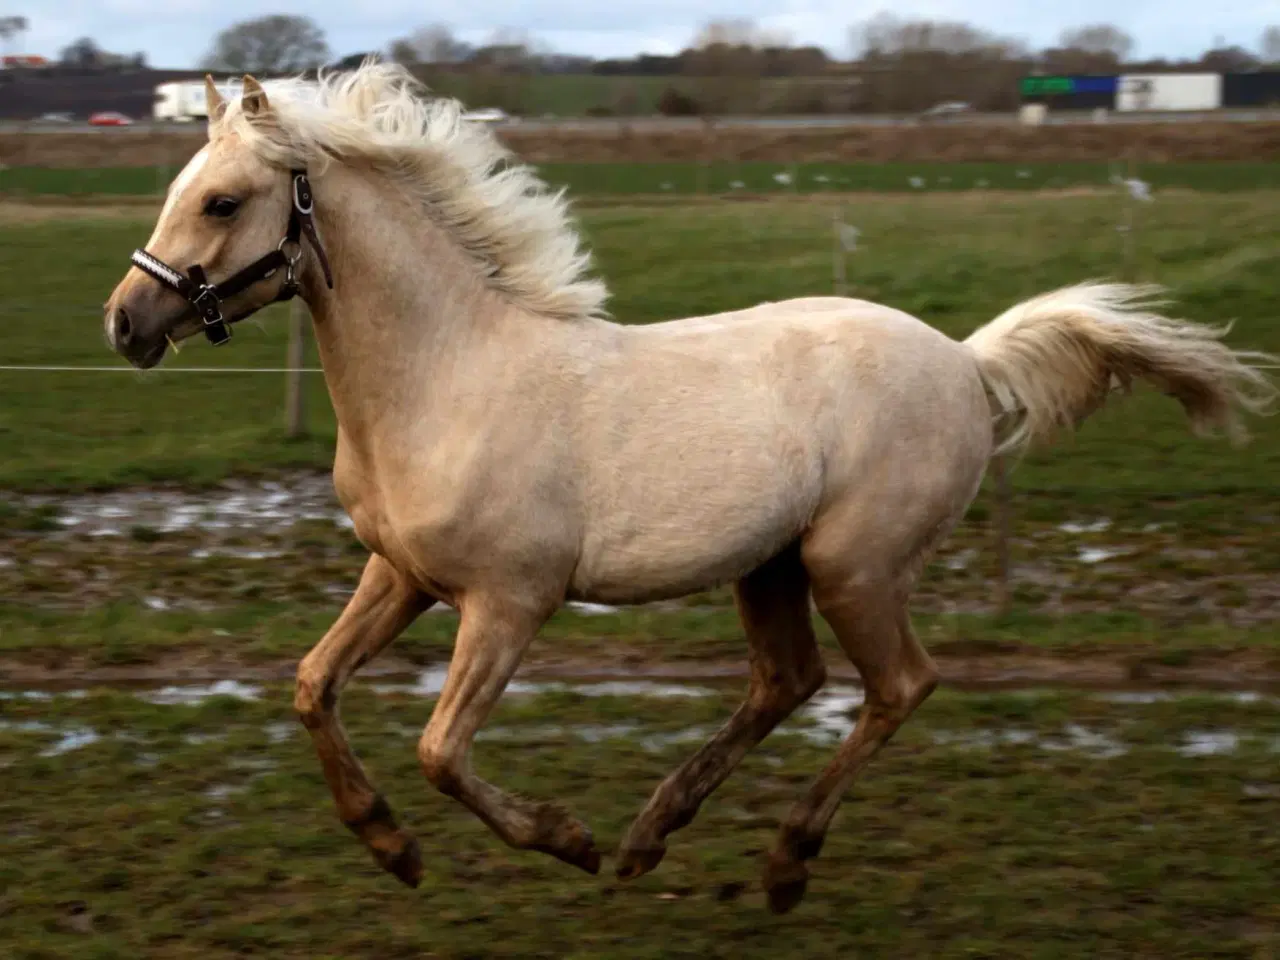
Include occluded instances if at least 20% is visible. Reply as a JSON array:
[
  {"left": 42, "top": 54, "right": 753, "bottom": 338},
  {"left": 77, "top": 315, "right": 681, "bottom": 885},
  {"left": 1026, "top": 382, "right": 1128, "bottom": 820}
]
[{"left": 285, "top": 300, "right": 308, "bottom": 438}]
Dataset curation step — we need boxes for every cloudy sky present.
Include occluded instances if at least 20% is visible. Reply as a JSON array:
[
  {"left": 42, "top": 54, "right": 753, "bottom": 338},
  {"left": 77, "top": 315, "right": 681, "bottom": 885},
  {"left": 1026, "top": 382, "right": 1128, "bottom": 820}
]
[{"left": 9, "top": 0, "right": 1280, "bottom": 69}]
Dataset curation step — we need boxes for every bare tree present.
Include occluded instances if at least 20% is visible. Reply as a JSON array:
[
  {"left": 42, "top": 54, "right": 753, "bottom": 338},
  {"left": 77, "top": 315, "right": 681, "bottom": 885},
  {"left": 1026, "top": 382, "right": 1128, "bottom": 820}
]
[
  {"left": 201, "top": 14, "right": 332, "bottom": 75},
  {"left": 389, "top": 23, "right": 472, "bottom": 65},
  {"left": 1262, "top": 26, "right": 1280, "bottom": 64},
  {"left": 689, "top": 18, "right": 793, "bottom": 50},
  {"left": 0, "top": 15, "right": 28, "bottom": 53},
  {"left": 1058, "top": 24, "right": 1134, "bottom": 62},
  {"left": 850, "top": 12, "right": 1025, "bottom": 58},
  {"left": 846, "top": 14, "right": 1029, "bottom": 113},
  {"left": 1198, "top": 43, "right": 1259, "bottom": 72},
  {"left": 59, "top": 37, "right": 104, "bottom": 67}
]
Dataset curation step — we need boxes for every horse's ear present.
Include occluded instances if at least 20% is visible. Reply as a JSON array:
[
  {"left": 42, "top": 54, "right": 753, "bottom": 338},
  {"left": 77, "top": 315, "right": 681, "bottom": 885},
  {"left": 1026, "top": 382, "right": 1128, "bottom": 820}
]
[
  {"left": 240, "top": 75, "right": 273, "bottom": 120},
  {"left": 204, "top": 75, "right": 227, "bottom": 125}
]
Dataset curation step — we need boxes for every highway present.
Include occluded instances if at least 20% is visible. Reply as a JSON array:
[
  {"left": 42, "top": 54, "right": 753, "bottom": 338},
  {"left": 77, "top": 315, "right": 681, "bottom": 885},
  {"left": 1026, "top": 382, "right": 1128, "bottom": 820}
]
[{"left": 3, "top": 108, "right": 1280, "bottom": 135}]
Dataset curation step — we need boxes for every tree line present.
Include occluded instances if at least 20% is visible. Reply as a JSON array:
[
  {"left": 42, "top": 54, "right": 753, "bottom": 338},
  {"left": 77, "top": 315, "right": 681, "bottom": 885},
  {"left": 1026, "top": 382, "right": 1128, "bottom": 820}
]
[{"left": 11, "top": 14, "right": 1280, "bottom": 115}]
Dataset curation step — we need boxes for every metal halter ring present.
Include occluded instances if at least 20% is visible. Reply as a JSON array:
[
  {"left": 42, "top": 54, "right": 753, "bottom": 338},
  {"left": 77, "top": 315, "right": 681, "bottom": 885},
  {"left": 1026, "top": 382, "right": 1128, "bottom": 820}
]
[
  {"left": 277, "top": 236, "right": 304, "bottom": 265},
  {"left": 277, "top": 237, "right": 304, "bottom": 286}
]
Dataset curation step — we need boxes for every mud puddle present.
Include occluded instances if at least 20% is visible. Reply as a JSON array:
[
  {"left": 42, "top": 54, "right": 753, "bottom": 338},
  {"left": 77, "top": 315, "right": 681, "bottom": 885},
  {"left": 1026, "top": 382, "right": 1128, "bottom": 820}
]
[{"left": 3, "top": 675, "right": 1277, "bottom": 763}]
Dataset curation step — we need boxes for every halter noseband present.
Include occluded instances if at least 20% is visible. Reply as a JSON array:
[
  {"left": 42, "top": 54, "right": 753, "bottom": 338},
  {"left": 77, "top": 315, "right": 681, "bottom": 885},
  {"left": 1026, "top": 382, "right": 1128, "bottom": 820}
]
[{"left": 129, "top": 169, "right": 334, "bottom": 345}]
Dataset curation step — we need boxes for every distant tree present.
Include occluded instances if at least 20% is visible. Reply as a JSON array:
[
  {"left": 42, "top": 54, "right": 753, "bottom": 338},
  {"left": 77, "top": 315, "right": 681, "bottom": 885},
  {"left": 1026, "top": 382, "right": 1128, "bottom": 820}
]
[
  {"left": 691, "top": 18, "right": 792, "bottom": 50},
  {"left": 1057, "top": 24, "right": 1134, "bottom": 62},
  {"left": 846, "top": 14, "right": 1029, "bottom": 113},
  {"left": 850, "top": 12, "right": 1026, "bottom": 58},
  {"left": 1262, "top": 26, "right": 1280, "bottom": 64},
  {"left": 1198, "top": 44, "right": 1260, "bottom": 72},
  {"left": 388, "top": 23, "right": 472, "bottom": 65},
  {"left": 59, "top": 37, "right": 105, "bottom": 67},
  {"left": 55, "top": 36, "right": 145, "bottom": 69},
  {"left": 201, "top": 14, "right": 332, "bottom": 75},
  {"left": 0, "top": 15, "right": 28, "bottom": 53}
]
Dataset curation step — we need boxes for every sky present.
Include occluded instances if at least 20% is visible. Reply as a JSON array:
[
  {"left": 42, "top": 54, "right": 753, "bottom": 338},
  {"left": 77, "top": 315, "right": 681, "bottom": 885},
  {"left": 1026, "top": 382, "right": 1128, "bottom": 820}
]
[{"left": 7, "top": 0, "right": 1279, "bottom": 69}]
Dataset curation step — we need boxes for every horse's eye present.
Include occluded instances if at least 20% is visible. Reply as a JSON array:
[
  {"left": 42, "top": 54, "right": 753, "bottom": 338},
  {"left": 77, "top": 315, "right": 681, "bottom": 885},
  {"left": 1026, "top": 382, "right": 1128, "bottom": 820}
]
[{"left": 204, "top": 196, "right": 240, "bottom": 218}]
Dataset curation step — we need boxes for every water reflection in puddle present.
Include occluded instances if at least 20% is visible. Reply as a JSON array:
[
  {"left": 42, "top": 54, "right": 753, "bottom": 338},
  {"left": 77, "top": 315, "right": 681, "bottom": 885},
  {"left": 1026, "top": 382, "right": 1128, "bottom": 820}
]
[
  {"left": 0, "top": 720, "right": 101, "bottom": 757},
  {"left": 139, "top": 680, "right": 263, "bottom": 706},
  {"left": 20, "top": 477, "right": 347, "bottom": 538},
  {"left": 1178, "top": 731, "right": 1241, "bottom": 756},
  {"left": 371, "top": 666, "right": 716, "bottom": 700}
]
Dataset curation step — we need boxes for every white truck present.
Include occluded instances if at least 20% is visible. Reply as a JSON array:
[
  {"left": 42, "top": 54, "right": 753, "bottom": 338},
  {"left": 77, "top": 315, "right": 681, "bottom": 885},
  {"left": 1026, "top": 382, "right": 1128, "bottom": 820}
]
[
  {"left": 153, "top": 79, "right": 243, "bottom": 122},
  {"left": 153, "top": 78, "right": 510, "bottom": 123}
]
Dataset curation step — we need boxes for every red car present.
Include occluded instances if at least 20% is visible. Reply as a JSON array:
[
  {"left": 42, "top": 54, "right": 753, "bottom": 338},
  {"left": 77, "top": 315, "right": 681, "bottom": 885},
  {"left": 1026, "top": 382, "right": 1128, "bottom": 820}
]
[{"left": 89, "top": 111, "right": 133, "bottom": 126}]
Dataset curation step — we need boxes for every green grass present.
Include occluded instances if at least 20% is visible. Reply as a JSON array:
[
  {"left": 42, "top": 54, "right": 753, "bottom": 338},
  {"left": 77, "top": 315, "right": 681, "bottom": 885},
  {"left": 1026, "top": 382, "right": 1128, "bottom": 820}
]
[
  {"left": 2, "top": 601, "right": 1279, "bottom": 671},
  {"left": 0, "top": 191, "right": 1275, "bottom": 496},
  {"left": 7, "top": 161, "right": 1280, "bottom": 198},
  {"left": 1, "top": 685, "right": 1277, "bottom": 958}
]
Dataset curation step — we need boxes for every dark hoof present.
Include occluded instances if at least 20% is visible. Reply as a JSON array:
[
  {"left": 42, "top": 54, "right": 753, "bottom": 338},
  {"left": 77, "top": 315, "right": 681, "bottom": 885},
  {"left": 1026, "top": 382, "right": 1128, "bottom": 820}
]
[
  {"left": 577, "top": 844, "right": 602, "bottom": 876},
  {"left": 538, "top": 819, "right": 601, "bottom": 875},
  {"left": 550, "top": 840, "right": 600, "bottom": 875},
  {"left": 614, "top": 842, "right": 667, "bottom": 881},
  {"left": 762, "top": 856, "right": 809, "bottom": 915},
  {"left": 375, "top": 834, "right": 424, "bottom": 889}
]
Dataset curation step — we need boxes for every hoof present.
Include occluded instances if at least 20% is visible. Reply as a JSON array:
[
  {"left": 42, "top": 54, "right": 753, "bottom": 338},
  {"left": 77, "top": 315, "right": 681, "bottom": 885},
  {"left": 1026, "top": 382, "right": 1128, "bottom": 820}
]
[
  {"left": 375, "top": 834, "right": 424, "bottom": 889},
  {"left": 762, "top": 855, "right": 809, "bottom": 915},
  {"left": 537, "top": 818, "right": 601, "bottom": 875},
  {"left": 614, "top": 842, "right": 667, "bottom": 881},
  {"left": 576, "top": 844, "right": 603, "bottom": 876}
]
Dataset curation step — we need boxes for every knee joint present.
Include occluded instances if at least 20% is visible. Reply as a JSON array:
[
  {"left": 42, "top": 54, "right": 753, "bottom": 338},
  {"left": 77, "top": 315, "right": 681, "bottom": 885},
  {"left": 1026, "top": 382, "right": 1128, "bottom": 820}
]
[
  {"left": 870, "top": 661, "right": 939, "bottom": 722},
  {"left": 293, "top": 669, "right": 336, "bottom": 729},
  {"left": 418, "top": 739, "right": 463, "bottom": 798}
]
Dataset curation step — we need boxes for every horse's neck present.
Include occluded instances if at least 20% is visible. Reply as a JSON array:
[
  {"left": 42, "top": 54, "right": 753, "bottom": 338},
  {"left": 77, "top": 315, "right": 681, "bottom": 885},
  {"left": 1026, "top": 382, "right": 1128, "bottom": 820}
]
[{"left": 300, "top": 166, "right": 515, "bottom": 444}]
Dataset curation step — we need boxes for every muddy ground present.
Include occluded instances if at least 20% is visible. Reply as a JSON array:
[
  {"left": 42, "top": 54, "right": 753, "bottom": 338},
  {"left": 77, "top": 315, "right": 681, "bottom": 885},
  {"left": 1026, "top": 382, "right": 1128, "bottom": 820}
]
[
  {"left": 2, "top": 471, "right": 1277, "bottom": 691},
  {"left": 6, "top": 120, "right": 1280, "bottom": 169}
]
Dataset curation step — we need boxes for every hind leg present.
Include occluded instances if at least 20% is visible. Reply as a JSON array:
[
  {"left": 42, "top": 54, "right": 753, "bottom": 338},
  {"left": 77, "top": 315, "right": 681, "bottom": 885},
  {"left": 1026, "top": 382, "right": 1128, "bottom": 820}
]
[
  {"left": 762, "top": 583, "right": 938, "bottom": 914},
  {"left": 615, "top": 541, "right": 826, "bottom": 880}
]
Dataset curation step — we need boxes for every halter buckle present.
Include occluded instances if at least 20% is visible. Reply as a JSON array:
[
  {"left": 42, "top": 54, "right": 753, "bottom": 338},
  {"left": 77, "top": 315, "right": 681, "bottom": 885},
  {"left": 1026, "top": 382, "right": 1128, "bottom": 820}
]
[
  {"left": 191, "top": 286, "right": 231, "bottom": 344},
  {"left": 292, "top": 174, "right": 315, "bottom": 216},
  {"left": 191, "top": 286, "right": 223, "bottom": 323}
]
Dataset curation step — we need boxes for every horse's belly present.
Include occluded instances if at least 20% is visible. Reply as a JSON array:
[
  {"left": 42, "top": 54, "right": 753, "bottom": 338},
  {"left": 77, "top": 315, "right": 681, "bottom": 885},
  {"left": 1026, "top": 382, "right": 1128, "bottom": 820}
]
[{"left": 569, "top": 473, "right": 819, "bottom": 604}]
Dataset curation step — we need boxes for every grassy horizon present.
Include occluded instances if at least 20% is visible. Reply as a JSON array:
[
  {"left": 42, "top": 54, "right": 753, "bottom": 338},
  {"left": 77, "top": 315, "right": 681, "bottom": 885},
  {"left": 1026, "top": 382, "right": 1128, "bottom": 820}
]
[{"left": 6, "top": 161, "right": 1280, "bottom": 200}]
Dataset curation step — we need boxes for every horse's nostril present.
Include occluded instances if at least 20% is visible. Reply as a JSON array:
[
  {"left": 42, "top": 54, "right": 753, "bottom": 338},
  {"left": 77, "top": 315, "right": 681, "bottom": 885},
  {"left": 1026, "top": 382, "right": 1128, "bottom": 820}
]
[{"left": 115, "top": 308, "right": 133, "bottom": 345}]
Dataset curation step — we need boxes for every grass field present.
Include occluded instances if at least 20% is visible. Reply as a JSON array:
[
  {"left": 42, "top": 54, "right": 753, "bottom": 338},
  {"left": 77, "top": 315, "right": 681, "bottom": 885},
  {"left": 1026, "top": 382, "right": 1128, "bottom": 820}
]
[
  {"left": 7, "top": 161, "right": 1280, "bottom": 199},
  {"left": 1, "top": 189, "right": 1276, "bottom": 495},
  {"left": 2, "top": 682, "right": 1278, "bottom": 958},
  {"left": 1, "top": 181, "right": 1277, "bottom": 956}
]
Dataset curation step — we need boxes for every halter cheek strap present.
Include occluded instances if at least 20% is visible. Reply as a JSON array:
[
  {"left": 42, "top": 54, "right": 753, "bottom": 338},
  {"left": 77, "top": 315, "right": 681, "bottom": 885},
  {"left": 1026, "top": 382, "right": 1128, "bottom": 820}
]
[{"left": 129, "top": 169, "right": 334, "bottom": 346}]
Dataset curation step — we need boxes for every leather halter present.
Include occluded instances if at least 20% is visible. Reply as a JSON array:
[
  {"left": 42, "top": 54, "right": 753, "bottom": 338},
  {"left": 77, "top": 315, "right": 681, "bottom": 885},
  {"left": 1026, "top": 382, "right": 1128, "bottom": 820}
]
[{"left": 129, "top": 169, "right": 334, "bottom": 345}]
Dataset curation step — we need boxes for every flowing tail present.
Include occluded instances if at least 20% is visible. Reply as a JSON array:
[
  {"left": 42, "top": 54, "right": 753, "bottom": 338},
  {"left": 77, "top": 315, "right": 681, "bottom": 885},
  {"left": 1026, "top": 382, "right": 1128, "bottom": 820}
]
[{"left": 963, "top": 282, "right": 1278, "bottom": 457}]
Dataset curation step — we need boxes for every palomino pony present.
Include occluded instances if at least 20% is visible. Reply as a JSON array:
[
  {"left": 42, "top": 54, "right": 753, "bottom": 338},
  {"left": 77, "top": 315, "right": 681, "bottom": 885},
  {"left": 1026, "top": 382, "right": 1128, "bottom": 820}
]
[{"left": 103, "top": 63, "right": 1276, "bottom": 913}]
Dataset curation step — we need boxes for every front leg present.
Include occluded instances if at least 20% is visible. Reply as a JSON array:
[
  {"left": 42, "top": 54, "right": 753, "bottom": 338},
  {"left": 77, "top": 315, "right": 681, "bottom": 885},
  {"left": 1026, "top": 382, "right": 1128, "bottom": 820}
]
[
  {"left": 416, "top": 593, "right": 601, "bottom": 874},
  {"left": 295, "top": 554, "right": 433, "bottom": 886}
]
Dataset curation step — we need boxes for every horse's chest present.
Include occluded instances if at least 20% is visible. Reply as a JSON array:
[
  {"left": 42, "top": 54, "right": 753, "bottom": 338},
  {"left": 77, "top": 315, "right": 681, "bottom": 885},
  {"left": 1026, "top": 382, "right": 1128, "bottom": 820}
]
[{"left": 332, "top": 451, "right": 401, "bottom": 560}]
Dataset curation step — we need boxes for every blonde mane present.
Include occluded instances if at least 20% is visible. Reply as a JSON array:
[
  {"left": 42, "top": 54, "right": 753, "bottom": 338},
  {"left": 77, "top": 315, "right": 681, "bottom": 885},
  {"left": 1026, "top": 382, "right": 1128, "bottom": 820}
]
[{"left": 216, "top": 60, "right": 610, "bottom": 322}]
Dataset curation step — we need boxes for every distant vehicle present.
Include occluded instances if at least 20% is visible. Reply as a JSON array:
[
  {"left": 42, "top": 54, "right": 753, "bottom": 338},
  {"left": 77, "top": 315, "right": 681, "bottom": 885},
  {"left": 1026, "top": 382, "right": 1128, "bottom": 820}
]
[
  {"left": 461, "top": 107, "right": 510, "bottom": 123},
  {"left": 89, "top": 111, "right": 133, "bottom": 126},
  {"left": 1, "top": 55, "right": 49, "bottom": 69},
  {"left": 152, "top": 78, "right": 507, "bottom": 124},
  {"left": 36, "top": 112, "right": 73, "bottom": 123},
  {"left": 921, "top": 101, "right": 973, "bottom": 118},
  {"left": 153, "top": 78, "right": 243, "bottom": 122}
]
